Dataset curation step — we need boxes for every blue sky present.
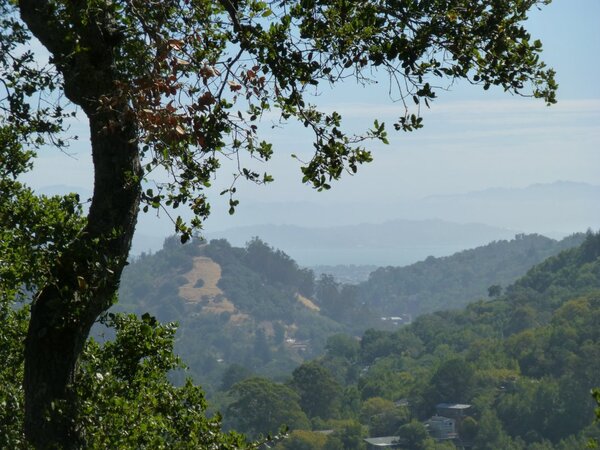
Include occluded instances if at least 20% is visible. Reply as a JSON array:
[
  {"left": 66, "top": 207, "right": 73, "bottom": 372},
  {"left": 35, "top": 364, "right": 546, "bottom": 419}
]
[{"left": 23, "top": 0, "right": 600, "bottom": 236}]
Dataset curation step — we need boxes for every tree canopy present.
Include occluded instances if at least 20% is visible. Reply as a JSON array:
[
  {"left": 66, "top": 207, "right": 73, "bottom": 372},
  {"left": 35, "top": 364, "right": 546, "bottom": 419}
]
[{"left": 1, "top": 0, "right": 558, "bottom": 447}]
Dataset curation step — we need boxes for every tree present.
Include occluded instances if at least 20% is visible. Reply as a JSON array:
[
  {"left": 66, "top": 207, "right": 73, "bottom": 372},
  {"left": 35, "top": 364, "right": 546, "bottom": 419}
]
[
  {"left": 0, "top": 294, "right": 28, "bottom": 448},
  {"left": 316, "top": 274, "right": 344, "bottom": 318},
  {"left": 291, "top": 361, "right": 343, "bottom": 419},
  {"left": 221, "top": 363, "right": 254, "bottom": 391},
  {"left": 254, "top": 328, "right": 273, "bottom": 364},
  {"left": 428, "top": 358, "right": 476, "bottom": 405},
  {"left": 227, "top": 377, "right": 310, "bottom": 437},
  {"left": 590, "top": 388, "right": 600, "bottom": 448},
  {"left": 473, "top": 410, "right": 516, "bottom": 450},
  {"left": 3, "top": 0, "right": 557, "bottom": 446},
  {"left": 76, "top": 313, "right": 250, "bottom": 448},
  {"left": 397, "top": 420, "right": 435, "bottom": 450},
  {"left": 488, "top": 284, "right": 503, "bottom": 298},
  {"left": 326, "top": 334, "right": 360, "bottom": 361},
  {"left": 324, "top": 422, "right": 366, "bottom": 450},
  {"left": 0, "top": 300, "right": 252, "bottom": 448}
]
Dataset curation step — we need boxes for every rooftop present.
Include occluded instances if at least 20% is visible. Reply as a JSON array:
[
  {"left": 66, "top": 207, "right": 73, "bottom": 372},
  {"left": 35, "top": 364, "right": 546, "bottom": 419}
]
[
  {"left": 364, "top": 436, "right": 401, "bottom": 447},
  {"left": 436, "top": 403, "right": 471, "bottom": 410}
]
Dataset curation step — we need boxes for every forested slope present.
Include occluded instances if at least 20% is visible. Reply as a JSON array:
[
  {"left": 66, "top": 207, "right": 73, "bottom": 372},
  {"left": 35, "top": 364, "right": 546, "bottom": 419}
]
[
  {"left": 248, "top": 232, "right": 600, "bottom": 449},
  {"left": 117, "top": 233, "right": 586, "bottom": 397},
  {"left": 117, "top": 237, "right": 352, "bottom": 393},
  {"left": 358, "top": 233, "right": 585, "bottom": 316}
]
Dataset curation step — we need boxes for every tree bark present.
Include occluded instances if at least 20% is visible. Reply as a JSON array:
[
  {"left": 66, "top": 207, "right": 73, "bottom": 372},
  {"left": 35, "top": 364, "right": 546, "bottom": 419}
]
[
  {"left": 23, "top": 109, "right": 141, "bottom": 449},
  {"left": 18, "top": 1, "right": 142, "bottom": 448}
]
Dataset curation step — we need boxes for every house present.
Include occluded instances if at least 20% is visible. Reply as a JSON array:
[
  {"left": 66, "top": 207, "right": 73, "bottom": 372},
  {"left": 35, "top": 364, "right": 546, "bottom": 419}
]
[
  {"left": 379, "top": 314, "right": 412, "bottom": 326},
  {"left": 425, "top": 415, "right": 458, "bottom": 440},
  {"left": 435, "top": 403, "right": 472, "bottom": 420},
  {"left": 364, "top": 436, "right": 402, "bottom": 449},
  {"left": 394, "top": 398, "right": 410, "bottom": 408}
]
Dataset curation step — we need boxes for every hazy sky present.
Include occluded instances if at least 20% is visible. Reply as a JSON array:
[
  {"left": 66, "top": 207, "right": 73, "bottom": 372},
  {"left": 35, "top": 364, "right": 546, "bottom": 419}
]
[{"left": 23, "top": 0, "right": 600, "bottom": 234}]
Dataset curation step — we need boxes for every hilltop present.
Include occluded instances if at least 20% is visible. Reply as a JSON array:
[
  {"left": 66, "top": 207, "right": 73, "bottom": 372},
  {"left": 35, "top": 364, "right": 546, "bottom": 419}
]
[{"left": 117, "top": 237, "right": 349, "bottom": 393}]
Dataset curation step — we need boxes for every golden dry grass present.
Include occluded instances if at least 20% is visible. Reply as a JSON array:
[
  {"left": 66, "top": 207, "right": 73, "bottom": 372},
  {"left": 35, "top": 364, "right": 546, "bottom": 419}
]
[
  {"left": 178, "top": 256, "right": 235, "bottom": 313},
  {"left": 203, "top": 297, "right": 236, "bottom": 314},
  {"left": 179, "top": 256, "right": 223, "bottom": 300},
  {"left": 296, "top": 293, "right": 320, "bottom": 311},
  {"left": 179, "top": 257, "right": 320, "bottom": 318},
  {"left": 228, "top": 312, "right": 250, "bottom": 324}
]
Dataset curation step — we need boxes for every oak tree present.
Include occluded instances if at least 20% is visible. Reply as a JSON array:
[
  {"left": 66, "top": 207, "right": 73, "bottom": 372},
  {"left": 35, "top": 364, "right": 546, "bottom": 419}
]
[{"left": 2, "top": 0, "right": 557, "bottom": 447}]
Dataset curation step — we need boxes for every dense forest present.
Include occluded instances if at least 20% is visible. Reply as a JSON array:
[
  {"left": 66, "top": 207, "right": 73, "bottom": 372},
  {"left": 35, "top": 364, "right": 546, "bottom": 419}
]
[
  {"left": 116, "top": 232, "right": 585, "bottom": 396},
  {"left": 358, "top": 233, "right": 585, "bottom": 316},
  {"left": 212, "top": 231, "right": 600, "bottom": 449},
  {"left": 110, "top": 230, "right": 599, "bottom": 449},
  {"left": 3, "top": 224, "right": 598, "bottom": 448}
]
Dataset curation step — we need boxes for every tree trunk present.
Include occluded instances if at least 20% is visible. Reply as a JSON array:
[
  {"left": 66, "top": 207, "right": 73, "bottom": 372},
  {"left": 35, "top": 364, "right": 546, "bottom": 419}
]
[
  {"left": 24, "top": 109, "right": 141, "bottom": 448},
  {"left": 17, "top": 2, "right": 143, "bottom": 447}
]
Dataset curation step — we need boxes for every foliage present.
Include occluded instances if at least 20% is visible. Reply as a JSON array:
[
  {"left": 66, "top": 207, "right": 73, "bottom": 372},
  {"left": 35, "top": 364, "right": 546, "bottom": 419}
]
[
  {"left": 119, "top": 237, "right": 344, "bottom": 393},
  {"left": 114, "top": 232, "right": 600, "bottom": 447},
  {"left": 221, "top": 364, "right": 255, "bottom": 391},
  {"left": 298, "top": 233, "right": 600, "bottom": 449},
  {"left": 227, "top": 377, "right": 310, "bottom": 438},
  {"left": 488, "top": 284, "right": 503, "bottom": 298},
  {"left": 397, "top": 420, "right": 435, "bottom": 450},
  {"left": 359, "top": 233, "right": 585, "bottom": 316},
  {"left": 0, "top": 133, "right": 84, "bottom": 303},
  {"left": 0, "top": 298, "right": 27, "bottom": 448},
  {"left": 0, "top": 301, "right": 254, "bottom": 449},
  {"left": 77, "top": 313, "right": 250, "bottom": 449},
  {"left": 290, "top": 361, "right": 343, "bottom": 420},
  {"left": 325, "top": 334, "right": 360, "bottom": 361},
  {"left": 0, "top": 118, "right": 83, "bottom": 448},
  {"left": 591, "top": 389, "right": 600, "bottom": 448},
  {"left": 427, "top": 358, "right": 476, "bottom": 405},
  {"left": 67, "top": 0, "right": 559, "bottom": 234},
  {"left": 472, "top": 410, "right": 514, "bottom": 450},
  {"left": 244, "top": 238, "right": 315, "bottom": 298},
  {"left": 12, "top": 0, "right": 560, "bottom": 243},
  {"left": 360, "top": 397, "right": 410, "bottom": 436},
  {"left": 0, "top": 0, "right": 566, "bottom": 443},
  {"left": 323, "top": 421, "right": 366, "bottom": 450}
]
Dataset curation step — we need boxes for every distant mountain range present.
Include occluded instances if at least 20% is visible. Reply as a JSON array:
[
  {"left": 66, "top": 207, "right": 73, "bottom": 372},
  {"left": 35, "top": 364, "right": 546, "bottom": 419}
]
[
  {"left": 197, "top": 181, "right": 599, "bottom": 234},
  {"left": 205, "top": 219, "right": 518, "bottom": 266},
  {"left": 36, "top": 180, "right": 600, "bottom": 262},
  {"left": 415, "top": 181, "right": 600, "bottom": 236}
]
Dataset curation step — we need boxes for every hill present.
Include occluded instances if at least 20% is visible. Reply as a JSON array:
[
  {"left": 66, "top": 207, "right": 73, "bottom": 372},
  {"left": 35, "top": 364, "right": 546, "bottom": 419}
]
[
  {"left": 334, "top": 231, "right": 600, "bottom": 448},
  {"left": 116, "top": 232, "right": 585, "bottom": 396},
  {"left": 221, "top": 232, "right": 600, "bottom": 449},
  {"left": 357, "top": 233, "right": 585, "bottom": 317},
  {"left": 117, "top": 237, "right": 356, "bottom": 393}
]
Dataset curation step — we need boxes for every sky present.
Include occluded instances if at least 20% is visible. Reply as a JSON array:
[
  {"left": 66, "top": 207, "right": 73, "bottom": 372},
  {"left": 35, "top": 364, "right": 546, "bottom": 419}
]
[{"left": 22, "top": 0, "right": 600, "bottom": 240}]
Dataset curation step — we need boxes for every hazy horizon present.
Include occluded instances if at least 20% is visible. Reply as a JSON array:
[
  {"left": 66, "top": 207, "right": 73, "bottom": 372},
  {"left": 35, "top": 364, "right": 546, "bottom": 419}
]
[{"left": 22, "top": 0, "right": 600, "bottom": 263}]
